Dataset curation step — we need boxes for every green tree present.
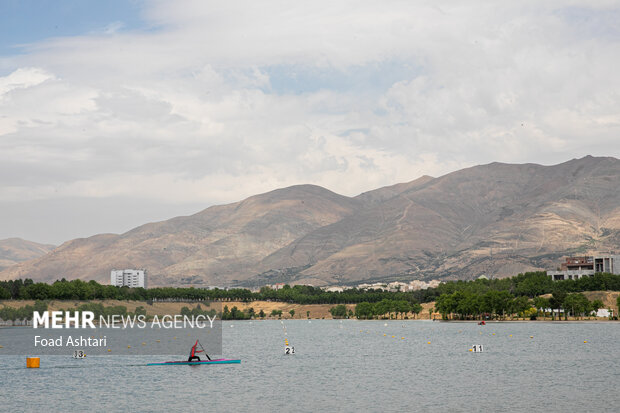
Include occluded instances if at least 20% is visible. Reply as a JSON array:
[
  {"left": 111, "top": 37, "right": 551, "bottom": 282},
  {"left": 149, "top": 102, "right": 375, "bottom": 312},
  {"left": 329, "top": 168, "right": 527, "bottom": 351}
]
[
  {"left": 410, "top": 302, "right": 423, "bottom": 319},
  {"left": 0, "top": 286, "right": 12, "bottom": 299},
  {"left": 533, "top": 297, "right": 550, "bottom": 320},
  {"left": 329, "top": 304, "right": 347, "bottom": 318},
  {"left": 550, "top": 290, "right": 567, "bottom": 320},
  {"left": 590, "top": 299, "right": 604, "bottom": 316},
  {"left": 355, "top": 302, "right": 374, "bottom": 319},
  {"left": 289, "top": 309, "right": 295, "bottom": 319},
  {"left": 512, "top": 296, "right": 531, "bottom": 320},
  {"left": 259, "top": 309, "right": 266, "bottom": 319},
  {"left": 306, "top": 310, "right": 310, "bottom": 319}
]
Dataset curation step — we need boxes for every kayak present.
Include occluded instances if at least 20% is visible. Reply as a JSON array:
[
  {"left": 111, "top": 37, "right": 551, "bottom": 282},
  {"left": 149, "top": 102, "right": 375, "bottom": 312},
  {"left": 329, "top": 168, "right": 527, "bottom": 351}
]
[{"left": 147, "top": 358, "right": 241, "bottom": 366}]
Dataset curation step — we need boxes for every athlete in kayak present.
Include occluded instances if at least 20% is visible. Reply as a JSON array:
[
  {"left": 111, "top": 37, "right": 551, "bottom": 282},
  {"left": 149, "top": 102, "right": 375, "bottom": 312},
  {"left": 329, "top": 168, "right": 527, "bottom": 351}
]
[{"left": 188, "top": 340, "right": 211, "bottom": 362}]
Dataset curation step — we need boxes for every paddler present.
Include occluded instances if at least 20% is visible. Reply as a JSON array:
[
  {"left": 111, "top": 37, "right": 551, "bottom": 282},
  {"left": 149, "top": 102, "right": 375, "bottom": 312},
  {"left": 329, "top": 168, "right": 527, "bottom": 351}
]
[{"left": 188, "top": 339, "right": 211, "bottom": 362}]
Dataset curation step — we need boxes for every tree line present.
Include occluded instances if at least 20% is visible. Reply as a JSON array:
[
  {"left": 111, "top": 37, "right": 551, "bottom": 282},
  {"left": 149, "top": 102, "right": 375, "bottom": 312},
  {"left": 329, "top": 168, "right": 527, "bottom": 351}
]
[
  {"left": 1, "top": 272, "right": 619, "bottom": 307},
  {"left": 433, "top": 289, "right": 609, "bottom": 320}
]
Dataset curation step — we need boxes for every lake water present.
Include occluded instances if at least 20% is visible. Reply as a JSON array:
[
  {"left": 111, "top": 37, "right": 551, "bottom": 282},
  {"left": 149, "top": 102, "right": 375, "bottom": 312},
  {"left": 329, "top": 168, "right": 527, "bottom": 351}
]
[{"left": 1, "top": 320, "right": 619, "bottom": 412}]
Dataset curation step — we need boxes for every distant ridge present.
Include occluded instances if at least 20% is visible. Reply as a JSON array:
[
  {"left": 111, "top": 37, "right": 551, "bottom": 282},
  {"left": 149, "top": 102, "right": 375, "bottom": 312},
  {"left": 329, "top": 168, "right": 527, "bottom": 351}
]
[
  {"left": 2, "top": 156, "right": 620, "bottom": 287},
  {"left": 0, "top": 238, "right": 56, "bottom": 271}
]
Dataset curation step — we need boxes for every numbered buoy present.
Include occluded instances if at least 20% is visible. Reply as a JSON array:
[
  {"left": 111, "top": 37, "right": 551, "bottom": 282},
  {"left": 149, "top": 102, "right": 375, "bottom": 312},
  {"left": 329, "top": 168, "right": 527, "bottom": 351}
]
[
  {"left": 285, "top": 346, "right": 295, "bottom": 355},
  {"left": 72, "top": 350, "right": 86, "bottom": 359},
  {"left": 471, "top": 344, "right": 484, "bottom": 352}
]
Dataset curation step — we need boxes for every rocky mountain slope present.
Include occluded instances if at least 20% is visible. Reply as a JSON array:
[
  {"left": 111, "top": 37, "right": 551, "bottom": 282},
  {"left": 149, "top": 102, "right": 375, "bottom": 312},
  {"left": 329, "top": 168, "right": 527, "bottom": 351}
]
[
  {"left": 2, "top": 156, "right": 619, "bottom": 287},
  {"left": 0, "top": 238, "right": 56, "bottom": 271}
]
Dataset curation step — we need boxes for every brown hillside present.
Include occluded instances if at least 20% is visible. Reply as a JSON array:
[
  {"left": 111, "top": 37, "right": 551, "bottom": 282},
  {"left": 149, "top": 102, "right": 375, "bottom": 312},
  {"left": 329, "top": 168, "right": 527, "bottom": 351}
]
[{"left": 1, "top": 156, "right": 620, "bottom": 287}]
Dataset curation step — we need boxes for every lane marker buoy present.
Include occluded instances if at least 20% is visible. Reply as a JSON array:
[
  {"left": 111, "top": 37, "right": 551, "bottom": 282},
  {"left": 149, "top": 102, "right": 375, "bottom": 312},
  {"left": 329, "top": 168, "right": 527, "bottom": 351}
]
[{"left": 26, "top": 357, "right": 40, "bottom": 368}]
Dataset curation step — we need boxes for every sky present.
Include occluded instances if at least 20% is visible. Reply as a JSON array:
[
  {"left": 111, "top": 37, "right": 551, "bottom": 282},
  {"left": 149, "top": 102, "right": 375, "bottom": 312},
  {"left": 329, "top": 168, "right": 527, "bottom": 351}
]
[{"left": 1, "top": 1, "right": 619, "bottom": 245}]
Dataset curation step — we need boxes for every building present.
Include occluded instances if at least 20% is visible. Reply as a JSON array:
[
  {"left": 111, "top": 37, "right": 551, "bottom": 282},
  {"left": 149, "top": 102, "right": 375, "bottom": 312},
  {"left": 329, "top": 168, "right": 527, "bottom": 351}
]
[
  {"left": 110, "top": 269, "right": 147, "bottom": 288},
  {"left": 548, "top": 254, "right": 620, "bottom": 281}
]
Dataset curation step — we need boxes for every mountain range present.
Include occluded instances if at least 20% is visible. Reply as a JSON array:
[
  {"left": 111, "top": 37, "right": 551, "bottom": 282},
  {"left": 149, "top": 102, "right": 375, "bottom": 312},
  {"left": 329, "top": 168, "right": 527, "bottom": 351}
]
[
  {"left": 0, "top": 238, "right": 56, "bottom": 271},
  {"left": 1, "top": 156, "right": 619, "bottom": 287}
]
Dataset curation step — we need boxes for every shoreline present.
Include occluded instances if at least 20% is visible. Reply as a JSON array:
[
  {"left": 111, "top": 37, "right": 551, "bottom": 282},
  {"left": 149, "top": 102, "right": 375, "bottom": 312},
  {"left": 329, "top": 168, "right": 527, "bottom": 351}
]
[{"left": 1, "top": 299, "right": 617, "bottom": 322}]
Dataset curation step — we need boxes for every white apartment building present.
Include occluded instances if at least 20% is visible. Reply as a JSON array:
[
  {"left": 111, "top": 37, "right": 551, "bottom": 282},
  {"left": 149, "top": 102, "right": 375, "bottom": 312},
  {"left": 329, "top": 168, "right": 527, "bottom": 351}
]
[{"left": 110, "top": 269, "right": 147, "bottom": 288}]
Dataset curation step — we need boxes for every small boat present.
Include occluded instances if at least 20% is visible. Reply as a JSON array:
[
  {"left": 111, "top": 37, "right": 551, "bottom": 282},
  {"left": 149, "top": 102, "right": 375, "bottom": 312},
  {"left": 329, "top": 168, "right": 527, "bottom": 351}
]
[
  {"left": 147, "top": 359, "right": 240, "bottom": 366},
  {"left": 147, "top": 339, "right": 240, "bottom": 365}
]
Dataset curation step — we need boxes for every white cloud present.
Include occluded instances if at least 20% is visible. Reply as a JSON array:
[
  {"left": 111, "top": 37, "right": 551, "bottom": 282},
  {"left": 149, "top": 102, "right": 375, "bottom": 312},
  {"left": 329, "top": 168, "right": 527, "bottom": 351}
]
[{"left": 1, "top": 0, "right": 619, "bottom": 242}]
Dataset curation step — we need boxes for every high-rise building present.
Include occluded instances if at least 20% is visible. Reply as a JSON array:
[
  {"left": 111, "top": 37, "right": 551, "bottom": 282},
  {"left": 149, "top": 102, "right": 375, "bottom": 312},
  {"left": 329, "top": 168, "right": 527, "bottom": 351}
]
[{"left": 110, "top": 269, "right": 147, "bottom": 288}]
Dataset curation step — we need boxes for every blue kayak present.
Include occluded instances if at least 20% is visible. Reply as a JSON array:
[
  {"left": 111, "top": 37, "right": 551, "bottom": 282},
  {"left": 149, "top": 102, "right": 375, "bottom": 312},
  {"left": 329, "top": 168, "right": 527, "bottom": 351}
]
[{"left": 147, "top": 358, "right": 240, "bottom": 366}]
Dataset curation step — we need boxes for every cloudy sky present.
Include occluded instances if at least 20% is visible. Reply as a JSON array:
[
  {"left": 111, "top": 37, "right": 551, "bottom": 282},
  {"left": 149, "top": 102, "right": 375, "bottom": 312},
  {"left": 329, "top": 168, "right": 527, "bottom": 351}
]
[{"left": 1, "top": 0, "right": 619, "bottom": 244}]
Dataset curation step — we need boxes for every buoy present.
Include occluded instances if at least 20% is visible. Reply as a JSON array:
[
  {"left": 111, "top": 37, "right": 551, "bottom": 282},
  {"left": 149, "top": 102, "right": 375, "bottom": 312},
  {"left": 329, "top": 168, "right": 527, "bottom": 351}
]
[
  {"left": 509, "top": 335, "right": 512, "bottom": 337},
  {"left": 469, "top": 349, "right": 473, "bottom": 352},
  {"left": 142, "top": 342, "right": 146, "bottom": 346},
  {"left": 427, "top": 341, "right": 431, "bottom": 344},
  {"left": 384, "top": 323, "right": 387, "bottom": 326},
  {"left": 530, "top": 336, "right": 533, "bottom": 339},
  {"left": 383, "top": 334, "right": 386, "bottom": 336},
  {"left": 127, "top": 345, "right": 131, "bottom": 348},
  {"left": 401, "top": 337, "right": 405, "bottom": 340},
  {"left": 173, "top": 337, "right": 177, "bottom": 339},
  {"left": 0, "top": 345, "right": 3, "bottom": 348},
  {"left": 584, "top": 340, "right": 588, "bottom": 343},
  {"left": 156, "top": 340, "right": 160, "bottom": 342},
  {"left": 107, "top": 349, "right": 111, "bottom": 352},
  {"left": 492, "top": 333, "right": 495, "bottom": 335},
  {"left": 26, "top": 357, "right": 40, "bottom": 368},
  {"left": 391, "top": 335, "right": 395, "bottom": 338}
]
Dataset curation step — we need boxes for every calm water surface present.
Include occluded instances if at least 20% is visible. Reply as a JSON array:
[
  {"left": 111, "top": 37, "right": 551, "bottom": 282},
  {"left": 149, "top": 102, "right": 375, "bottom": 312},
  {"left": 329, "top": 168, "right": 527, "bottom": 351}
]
[{"left": 1, "top": 320, "right": 618, "bottom": 412}]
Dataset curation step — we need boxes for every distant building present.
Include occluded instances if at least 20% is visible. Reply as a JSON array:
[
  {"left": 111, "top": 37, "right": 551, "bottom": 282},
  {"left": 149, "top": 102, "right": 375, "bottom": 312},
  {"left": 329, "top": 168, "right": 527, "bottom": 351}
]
[
  {"left": 595, "top": 309, "right": 613, "bottom": 318},
  {"left": 548, "top": 254, "right": 620, "bottom": 281},
  {"left": 271, "top": 283, "right": 286, "bottom": 290},
  {"left": 111, "top": 269, "right": 147, "bottom": 288},
  {"left": 324, "top": 286, "right": 345, "bottom": 293}
]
